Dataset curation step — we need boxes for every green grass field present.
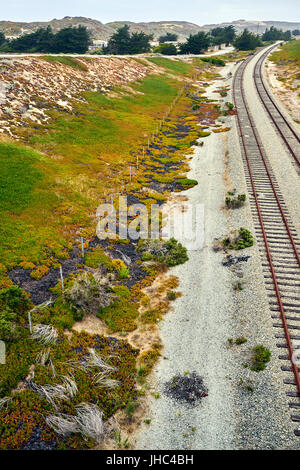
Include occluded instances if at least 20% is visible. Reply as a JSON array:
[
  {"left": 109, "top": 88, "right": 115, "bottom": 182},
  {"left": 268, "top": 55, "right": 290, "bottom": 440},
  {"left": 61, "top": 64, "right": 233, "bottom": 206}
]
[
  {"left": 0, "top": 59, "right": 196, "bottom": 285},
  {"left": 270, "top": 39, "right": 300, "bottom": 64}
]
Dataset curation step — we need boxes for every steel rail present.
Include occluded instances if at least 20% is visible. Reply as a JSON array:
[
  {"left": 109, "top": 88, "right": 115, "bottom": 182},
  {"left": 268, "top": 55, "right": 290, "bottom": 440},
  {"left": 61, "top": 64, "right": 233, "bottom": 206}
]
[
  {"left": 253, "top": 45, "right": 300, "bottom": 168},
  {"left": 232, "top": 50, "right": 300, "bottom": 399}
]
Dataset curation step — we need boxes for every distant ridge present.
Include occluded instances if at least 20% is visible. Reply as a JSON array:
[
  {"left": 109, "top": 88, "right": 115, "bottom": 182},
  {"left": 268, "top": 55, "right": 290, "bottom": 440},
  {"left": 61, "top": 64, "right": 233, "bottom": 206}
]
[{"left": 0, "top": 16, "right": 299, "bottom": 40}]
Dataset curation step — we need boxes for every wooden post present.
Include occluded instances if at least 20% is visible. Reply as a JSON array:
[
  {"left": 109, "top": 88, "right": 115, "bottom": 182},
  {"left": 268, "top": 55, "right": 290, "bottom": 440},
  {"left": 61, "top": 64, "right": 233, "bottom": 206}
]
[
  {"left": 59, "top": 266, "right": 64, "bottom": 291},
  {"left": 28, "top": 311, "right": 32, "bottom": 334},
  {"left": 81, "top": 237, "right": 84, "bottom": 259}
]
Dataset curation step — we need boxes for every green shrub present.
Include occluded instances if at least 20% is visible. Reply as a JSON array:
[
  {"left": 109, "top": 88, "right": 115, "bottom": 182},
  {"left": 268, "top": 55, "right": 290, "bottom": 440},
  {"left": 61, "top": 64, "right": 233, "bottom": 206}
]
[
  {"left": 119, "top": 267, "right": 130, "bottom": 279},
  {"left": 235, "top": 337, "right": 247, "bottom": 345},
  {"left": 176, "top": 178, "right": 198, "bottom": 188},
  {"left": 154, "top": 43, "right": 177, "bottom": 55},
  {"left": 225, "top": 102, "right": 234, "bottom": 110},
  {"left": 167, "top": 291, "right": 177, "bottom": 301},
  {"left": 198, "top": 131, "right": 211, "bottom": 137},
  {"left": 0, "top": 307, "right": 18, "bottom": 341},
  {"left": 225, "top": 193, "right": 246, "bottom": 209},
  {"left": 0, "top": 286, "right": 30, "bottom": 319},
  {"left": 251, "top": 345, "right": 271, "bottom": 371},
  {"left": 201, "top": 57, "right": 225, "bottom": 66},
  {"left": 223, "top": 227, "right": 254, "bottom": 250},
  {"left": 164, "top": 238, "right": 189, "bottom": 267}
]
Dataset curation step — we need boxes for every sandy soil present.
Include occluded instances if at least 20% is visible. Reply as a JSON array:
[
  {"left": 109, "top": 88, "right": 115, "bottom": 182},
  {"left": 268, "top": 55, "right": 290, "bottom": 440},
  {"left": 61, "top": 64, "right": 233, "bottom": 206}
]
[{"left": 265, "top": 59, "right": 300, "bottom": 125}]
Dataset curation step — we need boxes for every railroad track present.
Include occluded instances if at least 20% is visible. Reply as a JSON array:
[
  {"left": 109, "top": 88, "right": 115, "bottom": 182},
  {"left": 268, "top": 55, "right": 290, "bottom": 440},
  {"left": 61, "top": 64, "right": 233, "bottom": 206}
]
[
  {"left": 253, "top": 45, "right": 300, "bottom": 171},
  {"left": 233, "top": 47, "right": 300, "bottom": 436}
]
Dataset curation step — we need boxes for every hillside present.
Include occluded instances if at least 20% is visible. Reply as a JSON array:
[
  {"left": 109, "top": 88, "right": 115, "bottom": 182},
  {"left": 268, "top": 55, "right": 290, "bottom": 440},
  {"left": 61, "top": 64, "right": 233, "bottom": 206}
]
[
  {"left": 201, "top": 19, "right": 300, "bottom": 34},
  {"left": 1, "top": 16, "right": 299, "bottom": 41}
]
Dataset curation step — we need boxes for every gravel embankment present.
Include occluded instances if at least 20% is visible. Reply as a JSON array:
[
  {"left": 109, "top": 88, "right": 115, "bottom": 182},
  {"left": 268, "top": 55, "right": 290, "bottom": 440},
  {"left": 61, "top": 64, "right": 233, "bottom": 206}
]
[{"left": 135, "top": 56, "right": 300, "bottom": 450}]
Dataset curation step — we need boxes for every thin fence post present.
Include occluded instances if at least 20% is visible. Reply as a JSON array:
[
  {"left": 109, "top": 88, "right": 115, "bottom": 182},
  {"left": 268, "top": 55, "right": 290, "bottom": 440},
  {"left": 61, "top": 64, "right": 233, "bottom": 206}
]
[
  {"left": 59, "top": 266, "right": 64, "bottom": 291},
  {"left": 81, "top": 237, "right": 84, "bottom": 259},
  {"left": 28, "top": 311, "right": 32, "bottom": 334}
]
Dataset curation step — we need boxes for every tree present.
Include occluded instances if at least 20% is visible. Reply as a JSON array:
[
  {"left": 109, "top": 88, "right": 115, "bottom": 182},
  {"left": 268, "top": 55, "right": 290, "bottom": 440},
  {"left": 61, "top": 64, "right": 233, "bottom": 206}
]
[
  {"left": 128, "top": 32, "right": 153, "bottom": 54},
  {"left": 262, "top": 26, "right": 292, "bottom": 42},
  {"left": 3, "top": 25, "right": 91, "bottom": 53},
  {"left": 179, "top": 31, "right": 211, "bottom": 54},
  {"left": 53, "top": 26, "right": 92, "bottom": 54},
  {"left": 104, "top": 25, "right": 153, "bottom": 55},
  {"left": 159, "top": 32, "right": 178, "bottom": 43},
  {"left": 292, "top": 29, "right": 300, "bottom": 36},
  {"left": 223, "top": 26, "right": 236, "bottom": 45},
  {"left": 210, "top": 25, "right": 236, "bottom": 46},
  {"left": 233, "top": 29, "right": 262, "bottom": 51},
  {"left": 155, "top": 43, "right": 177, "bottom": 55},
  {"left": 103, "top": 24, "right": 131, "bottom": 54},
  {"left": 0, "top": 31, "right": 6, "bottom": 47}
]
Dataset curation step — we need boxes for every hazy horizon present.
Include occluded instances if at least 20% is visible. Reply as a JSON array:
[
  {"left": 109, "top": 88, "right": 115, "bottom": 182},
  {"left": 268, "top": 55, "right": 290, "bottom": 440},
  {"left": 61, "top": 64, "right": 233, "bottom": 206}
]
[{"left": 1, "top": 0, "right": 299, "bottom": 25}]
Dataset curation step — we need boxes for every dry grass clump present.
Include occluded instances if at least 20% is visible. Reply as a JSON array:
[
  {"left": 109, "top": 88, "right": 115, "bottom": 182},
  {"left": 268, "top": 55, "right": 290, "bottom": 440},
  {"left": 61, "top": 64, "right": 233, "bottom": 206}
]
[
  {"left": 28, "top": 375, "right": 78, "bottom": 408},
  {"left": 64, "top": 274, "right": 113, "bottom": 316},
  {"left": 32, "top": 324, "right": 58, "bottom": 345},
  {"left": 46, "top": 402, "right": 105, "bottom": 442}
]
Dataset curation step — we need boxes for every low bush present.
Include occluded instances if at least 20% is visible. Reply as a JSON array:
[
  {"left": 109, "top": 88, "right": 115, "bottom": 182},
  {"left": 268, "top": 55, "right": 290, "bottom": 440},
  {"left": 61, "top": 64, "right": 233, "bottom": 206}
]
[
  {"left": 176, "top": 178, "right": 198, "bottom": 188},
  {"left": 251, "top": 345, "right": 271, "bottom": 371},
  {"left": 138, "top": 238, "right": 188, "bottom": 267},
  {"left": 223, "top": 227, "right": 254, "bottom": 250},
  {"left": 201, "top": 57, "right": 225, "bottom": 66},
  {"left": 235, "top": 337, "right": 247, "bottom": 345},
  {"left": 0, "top": 286, "right": 30, "bottom": 319},
  {"left": 225, "top": 193, "right": 246, "bottom": 209}
]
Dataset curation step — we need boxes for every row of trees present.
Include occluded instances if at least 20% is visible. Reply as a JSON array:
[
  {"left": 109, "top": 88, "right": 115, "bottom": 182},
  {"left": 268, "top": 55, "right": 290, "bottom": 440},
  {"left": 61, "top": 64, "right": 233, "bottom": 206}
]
[
  {"left": 262, "top": 26, "right": 292, "bottom": 41},
  {"left": 233, "top": 30, "right": 262, "bottom": 51},
  {"left": 0, "top": 23, "right": 296, "bottom": 55},
  {"left": 0, "top": 25, "right": 92, "bottom": 53}
]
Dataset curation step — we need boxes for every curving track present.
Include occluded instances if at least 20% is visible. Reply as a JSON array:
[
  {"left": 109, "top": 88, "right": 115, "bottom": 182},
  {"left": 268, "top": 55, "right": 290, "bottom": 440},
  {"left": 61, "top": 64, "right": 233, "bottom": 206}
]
[
  {"left": 233, "top": 47, "right": 300, "bottom": 436},
  {"left": 254, "top": 45, "right": 300, "bottom": 171}
]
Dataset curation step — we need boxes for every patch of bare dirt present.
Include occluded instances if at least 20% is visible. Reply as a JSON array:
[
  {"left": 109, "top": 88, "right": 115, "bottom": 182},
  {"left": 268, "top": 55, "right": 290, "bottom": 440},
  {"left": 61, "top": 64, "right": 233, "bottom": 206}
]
[{"left": 266, "top": 60, "right": 300, "bottom": 125}]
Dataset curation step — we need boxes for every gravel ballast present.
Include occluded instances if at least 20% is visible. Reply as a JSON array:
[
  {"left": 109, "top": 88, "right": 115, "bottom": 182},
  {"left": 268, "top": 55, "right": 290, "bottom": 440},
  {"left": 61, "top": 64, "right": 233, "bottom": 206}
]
[{"left": 135, "top": 57, "right": 300, "bottom": 450}]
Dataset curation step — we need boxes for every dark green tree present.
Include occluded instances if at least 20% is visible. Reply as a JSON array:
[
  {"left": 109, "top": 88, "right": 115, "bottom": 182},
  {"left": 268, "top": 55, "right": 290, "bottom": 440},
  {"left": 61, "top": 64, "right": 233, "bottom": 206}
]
[
  {"left": 103, "top": 25, "right": 131, "bottom": 54},
  {"left": 158, "top": 32, "right": 178, "bottom": 43},
  {"left": 104, "top": 25, "right": 153, "bottom": 54},
  {"left": 128, "top": 31, "right": 153, "bottom": 54},
  {"left": 53, "top": 26, "right": 92, "bottom": 53},
  {"left": 211, "top": 25, "right": 236, "bottom": 46},
  {"left": 262, "top": 26, "right": 292, "bottom": 42},
  {"left": 179, "top": 31, "right": 211, "bottom": 54},
  {"left": 3, "top": 25, "right": 91, "bottom": 53},
  {"left": 0, "top": 31, "right": 6, "bottom": 47},
  {"left": 233, "top": 29, "right": 262, "bottom": 51},
  {"left": 156, "top": 43, "right": 177, "bottom": 55}
]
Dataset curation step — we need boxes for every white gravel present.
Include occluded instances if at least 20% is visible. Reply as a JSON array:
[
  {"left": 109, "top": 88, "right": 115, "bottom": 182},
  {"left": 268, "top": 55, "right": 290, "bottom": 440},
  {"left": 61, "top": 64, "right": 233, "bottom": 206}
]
[{"left": 135, "top": 57, "right": 300, "bottom": 450}]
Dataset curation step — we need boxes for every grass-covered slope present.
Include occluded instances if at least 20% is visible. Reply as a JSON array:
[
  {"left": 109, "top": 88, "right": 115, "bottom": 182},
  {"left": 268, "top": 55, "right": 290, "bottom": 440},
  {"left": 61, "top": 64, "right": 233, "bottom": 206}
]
[{"left": 0, "top": 55, "right": 216, "bottom": 449}]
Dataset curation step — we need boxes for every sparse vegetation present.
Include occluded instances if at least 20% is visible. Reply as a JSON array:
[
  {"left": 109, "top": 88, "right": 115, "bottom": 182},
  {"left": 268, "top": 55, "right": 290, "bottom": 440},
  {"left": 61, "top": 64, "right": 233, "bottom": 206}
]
[
  {"left": 223, "top": 227, "right": 254, "bottom": 250},
  {"left": 225, "top": 193, "right": 246, "bottom": 209},
  {"left": 251, "top": 345, "right": 271, "bottom": 371}
]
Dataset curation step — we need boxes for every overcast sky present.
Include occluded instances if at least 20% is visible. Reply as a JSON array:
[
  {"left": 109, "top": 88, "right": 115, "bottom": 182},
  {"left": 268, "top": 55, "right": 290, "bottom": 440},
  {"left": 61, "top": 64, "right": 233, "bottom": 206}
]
[{"left": 1, "top": 0, "right": 299, "bottom": 24}]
